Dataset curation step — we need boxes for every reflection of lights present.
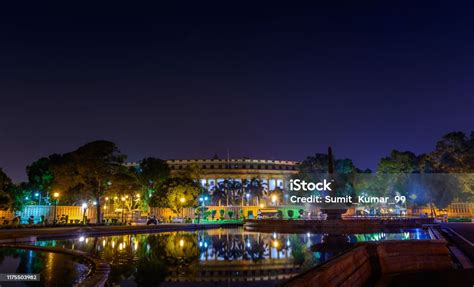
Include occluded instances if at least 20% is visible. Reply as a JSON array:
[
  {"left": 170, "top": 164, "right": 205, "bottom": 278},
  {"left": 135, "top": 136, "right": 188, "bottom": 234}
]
[
  {"left": 79, "top": 236, "right": 85, "bottom": 242},
  {"left": 287, "top": 239, "right": 291, "bottom": 246},
  {"left": 102, "top": 240, "right": 106, "bottom": 247},
  {"left": 179, "top": 239, "right": 184, "bottom": 247},
  {"left": 273, "top": 232, "right": 277, "bottom": 239},
  {"left": 307, "top": 232, "right": 311, "bottom": 238},
  {"left": 271, "top": 195, "right": 277, "bottom": 203},
  {"left": 199, "top": 241, "right": 203, "bottom": 247},
  {"left": 259, "top": 203, "right": 265, "bottom": 208},
  {"left": 112, "top": 241, "right": 115, "bottom": 249},
  {"left": 272, "top": 240, "right": 279, "bottom": 248},
  {"left": 134, "top": 241, "right": 139, "bottom": 251},
  {"left": 204, "top": 242, "right": 208, "bottom": 248},
  {"left": 93, "top": 201, "right": 97, "bottom": 205},
  {"left": 119, "top": 243, "right": 123, "bottom": 250},
  {"left": 81, "top": 203, "right": 87, "bottom": 209},
  {"left": 246, "top": 240, "right": 251, "bottom": 248}
]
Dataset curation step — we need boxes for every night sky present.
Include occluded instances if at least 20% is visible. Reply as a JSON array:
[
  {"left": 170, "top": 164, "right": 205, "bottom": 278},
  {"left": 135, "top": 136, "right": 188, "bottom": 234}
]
[{"left": 1, "top": 2, "right": 473, "bottom": 182}]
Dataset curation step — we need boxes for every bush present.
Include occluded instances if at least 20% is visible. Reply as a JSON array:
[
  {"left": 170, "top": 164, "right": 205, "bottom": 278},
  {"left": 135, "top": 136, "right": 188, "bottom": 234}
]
[
  {"left": 219, "top": 209, "right": 225, "bottom": 219},
  {"left": 287, "top": 210, "right": 294, "bottom": 219},
  {"left": 227, "top": 210, "right": 234, "bottom": 219},
  {"left": 277, "top": 210, "right": 283, "bottom": 219},
  {"left": 211, "top": 210, "right": 217, "bottom": 220}
]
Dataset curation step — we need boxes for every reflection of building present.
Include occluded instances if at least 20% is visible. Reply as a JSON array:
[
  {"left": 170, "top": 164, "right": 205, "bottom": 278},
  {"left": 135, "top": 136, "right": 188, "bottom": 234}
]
[{"left": 166, "top": 158, "right": 299, "bottom": 191}]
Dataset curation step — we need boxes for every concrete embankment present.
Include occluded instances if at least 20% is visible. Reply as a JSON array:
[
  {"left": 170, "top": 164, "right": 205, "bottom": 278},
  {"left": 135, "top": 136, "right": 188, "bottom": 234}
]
[
  {"left": 0, "top": 244, "right": 110, "bottom": 287},
  {"left": 244, "top": 218, "right": 435, "bottom": 234},
  {"left": 282, "top": 240, "right": 454, "bottom": 287},
  {"left": 0, "top": 223, "right": 242, "bottom": 243}
]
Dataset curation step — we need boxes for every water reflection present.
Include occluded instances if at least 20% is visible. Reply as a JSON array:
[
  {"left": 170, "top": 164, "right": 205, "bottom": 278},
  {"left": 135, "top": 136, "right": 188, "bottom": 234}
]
[
  {"left": 0, "top": 248, "right": 89, "bottom": 287},
  {"left": 35, "top": 227, "right": 430, "bottom": 286}
]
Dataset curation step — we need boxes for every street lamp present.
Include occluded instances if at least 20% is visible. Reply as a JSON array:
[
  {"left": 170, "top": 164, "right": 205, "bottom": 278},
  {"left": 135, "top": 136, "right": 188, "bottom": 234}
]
[
  {"left": 81, "top": 202, "right": 88, "bottom": 224},
  {"left": 246, "top": 193, "right": 250, "bottom": 206},
  {"left": 121, "top": 197, "right": 126, "bottom": 223},
  {"left": 198, "top": 196, "right": 208, "bottom": 224},
  {"left": 53, "top": 192, "right": 60, "bottom": 225},
  {"left": 272, "top": 195, "right": 278, "bottom": 206},
  {"left": 180, "top": 197, "right": 186, "bottom": 220}
]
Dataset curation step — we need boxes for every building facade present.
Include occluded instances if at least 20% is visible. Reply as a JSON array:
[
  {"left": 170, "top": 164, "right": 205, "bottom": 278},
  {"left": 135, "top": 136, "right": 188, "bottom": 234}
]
[{"left": 165, "top": 158, "right": 299, "bottom": 191}]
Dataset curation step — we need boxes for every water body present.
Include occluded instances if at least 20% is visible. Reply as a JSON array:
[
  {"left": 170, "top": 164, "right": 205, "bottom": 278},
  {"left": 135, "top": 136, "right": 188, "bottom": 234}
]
[
  {"left": 0, "top": 248, "right": 90, "bottom": 287},
  {"left": 34, "top": 227, "right": 431, "bottom": 286}
]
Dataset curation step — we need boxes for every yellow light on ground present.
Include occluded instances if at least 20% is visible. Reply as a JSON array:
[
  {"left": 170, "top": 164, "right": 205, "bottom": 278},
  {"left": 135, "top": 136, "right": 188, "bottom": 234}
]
[
  {"left": 180, "top": 197, "right": 186, "bottom": 203},
  {"left": 53, "top": 192, "right": 59, "bottom": 198},
  {"left": 179, "top": 239, "right": 184, "bottom": 247}
]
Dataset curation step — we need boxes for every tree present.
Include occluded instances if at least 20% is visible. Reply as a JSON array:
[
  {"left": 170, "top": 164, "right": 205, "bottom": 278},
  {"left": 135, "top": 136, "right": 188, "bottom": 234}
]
[
  {"left": 149, "top": 177, "right": 200, "bottom": 215},
  {"left": 107, "top": 170, "right": 143, "bottom": 212},
  {"left": 26, "top": 154, "right": 62, "bottom": 203},
  {"left": 0, "top": 168, "right": 12, "bottom": 210},
  {"left": 51, "top": 141, "right": 126, "bottom": 223},
  {"left": 133, "top": 157, "right": 170, "bottom": 205}
]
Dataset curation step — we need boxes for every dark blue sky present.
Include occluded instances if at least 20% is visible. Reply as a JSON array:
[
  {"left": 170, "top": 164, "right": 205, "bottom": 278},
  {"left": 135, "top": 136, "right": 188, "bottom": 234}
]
[{"left": 1, "top": 2, "right": 473, "bottom": 181}]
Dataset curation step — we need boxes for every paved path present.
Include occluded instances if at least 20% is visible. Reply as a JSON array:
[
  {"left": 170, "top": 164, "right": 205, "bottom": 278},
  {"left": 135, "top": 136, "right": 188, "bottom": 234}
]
[
  {"left": 440, "top": 222, "right": 474, "bottom": 266},
  {"left": 0, "top": 223, "right": 241, "bottom": 242},
  {"left": 442, "top": 222, "right": 474, "bottom": 245}
]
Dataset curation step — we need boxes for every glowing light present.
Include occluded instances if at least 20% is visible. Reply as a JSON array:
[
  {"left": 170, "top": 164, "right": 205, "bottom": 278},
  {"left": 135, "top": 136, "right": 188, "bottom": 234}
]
[
  {"left": 273, "top": 240, "right": 279, "bottom": 248},
  {"left": 93, "top": 201, "right": 97, "bottom": 206},
  {"left": 287, "top": 239, "right": 291, "bottom": 246},
  {"left": 271, "top": 195, "right": 277, "bottom": 202},
  {"left": 79, "top": 236, "right": 85, "bottom": 242},
  {"left": 136, "top": 194, "right": 140, "bottom": 198},
  {"left": 34, "top": 193, "right": 39, "bottom": 197},
  {"left": 114, "top": 196, "right": 118, "bottom": 200},
  {"left": 105, "top": 197, "right": 109, "bottom": 201},
  {"left": 259, "top": 203, "right": 265, "bottom": 208},
  {"left": 119, "top": 243, "right": 123, "bottom": 250},
  {"left": 246, "top": 193, "right": 250, "bottom": 198},
  {"left": 180, "top": 197, "right": 186, "bottom": 203},
  {"left": 81, "top": 203, "right": 87, "bottom": 209},
  {"left": 53, "top": 192, "right": 59, "bottom": 198},
  {"left": 102, "top": 240, "right": 106, "bottom": 247},
  {"left": 179, "top": 239, "right": 184, "bottom": 247},
  {"left": 121, "top": 197, "right": 125, "bottom": 201}
]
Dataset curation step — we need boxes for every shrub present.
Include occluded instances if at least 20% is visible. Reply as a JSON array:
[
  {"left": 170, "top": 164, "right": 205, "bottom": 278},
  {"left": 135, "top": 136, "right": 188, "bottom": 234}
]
[
  {"left": 287, "top": 210, "right": 294, "bottom": 219},
  {"left": 211, "top": 210, "right": 217, "bottom": 220},
  {"left": 277, "top": 210, "right": 283, "bottom": 219},
  {"left": 227, "top": 210, "right": 234, "bottom": 219},
  {"left": 219, "top": 209, "right": 225, "bottom": 219}
]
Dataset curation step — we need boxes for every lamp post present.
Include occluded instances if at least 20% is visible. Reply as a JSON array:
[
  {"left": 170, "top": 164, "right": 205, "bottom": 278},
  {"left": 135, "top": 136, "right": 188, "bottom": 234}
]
[
  {"left": 53, "top": 192, "right": 59, "bottom": 225},
  {"left": 246, "top": 193, "right": 250, "bottom": 206},
  {"left": 121, "top": 197, "right": 126, "bottom": 223},
  {"left": 272, "top": 195, "right": 278, "bottom": 206},
  {"left": 180, "top": 197, "right": 186, "bottom": 220},
  {"left": 81, "top": 202, "right": 88, "bottom": 224},
  {"left": 198, "top": 196, "right": 208, "bottom": 224}
]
